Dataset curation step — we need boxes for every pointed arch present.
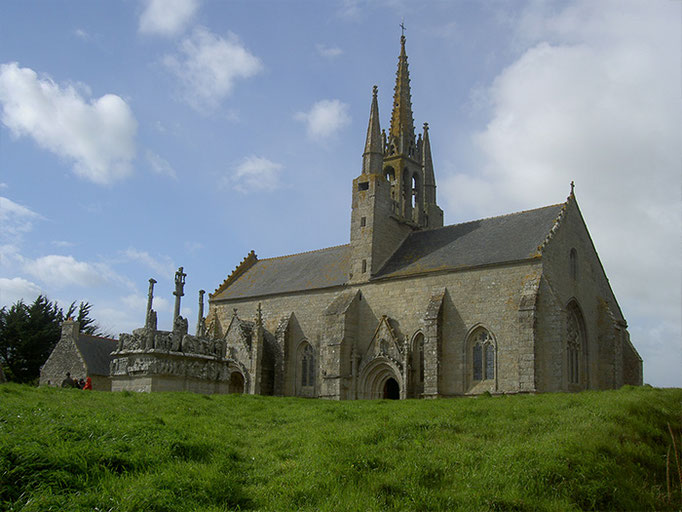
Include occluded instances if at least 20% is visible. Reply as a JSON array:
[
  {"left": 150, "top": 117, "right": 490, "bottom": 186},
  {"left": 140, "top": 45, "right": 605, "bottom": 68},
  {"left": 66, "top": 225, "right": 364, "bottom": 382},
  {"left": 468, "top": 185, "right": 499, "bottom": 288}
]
[
  {"left": 566, "top": 299, "right": 588, "bottom": 390},
  {"left": 225, "top": 359, "right": 250, "bottom": 394},
  {"left": 465, "top": 325, "right": 497, "bottom": 393},
  {"left": 358, "top": 357, "right": 402, "bottom": 400},
  {"left": 402, "top": 167, "right": 412, "bottom": 218},
  {"left": 411, "top": 172, "right": 421, "bottom": 222},
  {"left": 296, "top": 340, "right": 316, "bottom": 397},
  {"left": 228, "top": 371, "right": 245, "bottom": 394},
  {"left": 409, "top": 331, "right": 425, "bottom": 398}
]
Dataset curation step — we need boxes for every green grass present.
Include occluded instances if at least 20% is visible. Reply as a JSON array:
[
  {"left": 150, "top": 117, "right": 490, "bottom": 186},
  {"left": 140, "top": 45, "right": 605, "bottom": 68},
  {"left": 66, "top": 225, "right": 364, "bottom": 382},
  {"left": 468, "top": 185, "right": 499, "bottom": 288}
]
[{"left": 1, "top": 385, "right": 680, "bottom": 511}]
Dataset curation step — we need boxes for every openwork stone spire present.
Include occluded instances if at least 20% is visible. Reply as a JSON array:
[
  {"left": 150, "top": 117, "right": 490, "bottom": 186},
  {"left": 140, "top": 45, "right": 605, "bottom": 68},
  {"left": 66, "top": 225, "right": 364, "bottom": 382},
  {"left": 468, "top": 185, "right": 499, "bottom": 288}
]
[
  {"left": 388, "top": 35, "right": 416, "bottom": 158},
  {"left": 362, "top": 85, "right": 383, "bottom": 175},
  {"left": 422, "top": 122, "right": 436, "bottom": 204}
]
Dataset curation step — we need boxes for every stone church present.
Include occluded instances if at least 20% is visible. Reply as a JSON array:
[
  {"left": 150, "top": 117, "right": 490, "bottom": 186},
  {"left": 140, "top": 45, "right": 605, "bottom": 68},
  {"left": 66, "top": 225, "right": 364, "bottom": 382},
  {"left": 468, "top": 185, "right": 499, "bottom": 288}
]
[{"left": 109, "top": 36, "right": 642, "bottom": 398}]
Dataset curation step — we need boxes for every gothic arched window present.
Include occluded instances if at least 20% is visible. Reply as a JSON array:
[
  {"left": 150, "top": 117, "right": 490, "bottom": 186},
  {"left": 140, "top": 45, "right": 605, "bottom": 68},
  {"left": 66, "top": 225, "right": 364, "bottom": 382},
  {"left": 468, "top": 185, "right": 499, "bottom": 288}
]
[
  {"left": 471, "top": 328, "right": 495, "bottom": 382},
  {"left": 566, "top": 304, "right": 585, "bottom": 386},
  {"left": 300, "top": 342, "right": 315, "bottom": 388}
]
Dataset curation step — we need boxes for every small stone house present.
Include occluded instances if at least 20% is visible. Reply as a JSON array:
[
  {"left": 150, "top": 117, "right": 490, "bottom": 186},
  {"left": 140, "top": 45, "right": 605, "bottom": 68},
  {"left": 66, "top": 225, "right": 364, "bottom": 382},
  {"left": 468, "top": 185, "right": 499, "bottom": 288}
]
[
  {"left": 40, "top": 318, "right": 118, "bottom": 390},
  {"left": 111, "top": 36, "right": 642, "bottom": 398}
]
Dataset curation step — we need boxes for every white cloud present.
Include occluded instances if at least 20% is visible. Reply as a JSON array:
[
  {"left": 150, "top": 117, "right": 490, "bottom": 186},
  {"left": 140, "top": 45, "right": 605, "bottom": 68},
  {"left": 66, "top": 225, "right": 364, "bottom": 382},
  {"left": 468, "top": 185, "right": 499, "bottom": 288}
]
[
  {"left": 74, "top": 28, "right": 90, "bottom": 41},
  {"left": 0, "top": 277, "right": 42, "bottom": 307},
  {"left": 122, "top": 293, "right": 171, "bottom": 314},
  {"left": 0, "top": 196, "right": 41, "bottom": 239},
  {"left": 139, "top": 0, "right": 198, "bottom": 36},
  {"left": 185, "top": 241, "right": 204, "bottom": 253},
  {"left": 0, "top": 62, "right": 137, "bottom": 185},
  {"left": 52, "top": 240, "right": 75, "bottom": 248},
  {"left": 0, "top": 244, "right": 22, "bottom": 267},
  {"left": 163, "top": 26, "right": 263, "bottom": 111},
  {"left": 146, "top": 150, "right": 177, "bottom": 179},
  {"left": 441, "top": 0, "right": 681, "bottom": 384},
  {"left": 316, "top": 44, "right": 343, "bottom": 58},
  {"left": 294, "top": 99, "right": 351, "bottom": 140},
  {"left": 23, "top": 254, "right": 120, "bottom": 288},
  {"left": 228, "top": 156, "right": 283, "bottom": 194},
  {"left": 123, "top": 248, "right": 175, "bottom": 279},
  {"left": 0, "top": 183, "right": 7, "bottom": 189}
]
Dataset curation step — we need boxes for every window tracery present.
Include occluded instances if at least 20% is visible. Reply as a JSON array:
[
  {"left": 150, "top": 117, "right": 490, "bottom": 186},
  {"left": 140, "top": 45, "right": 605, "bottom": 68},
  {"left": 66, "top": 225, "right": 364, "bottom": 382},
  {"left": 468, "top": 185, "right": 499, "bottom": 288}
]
[
  {"left": 471, "top": 328, "right": 495, "bottom": 381},
  {"left": 300, "top": 342, "right": 315, "bottom": 388},
  {"left": 567, "top": 307, "right": 582, "bottom": 384}
]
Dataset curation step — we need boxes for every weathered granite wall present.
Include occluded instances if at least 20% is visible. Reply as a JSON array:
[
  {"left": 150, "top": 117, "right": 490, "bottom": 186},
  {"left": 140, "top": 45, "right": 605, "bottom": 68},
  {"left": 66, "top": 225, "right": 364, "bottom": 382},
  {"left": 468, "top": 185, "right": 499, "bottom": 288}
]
[
  {"left": 537, "top": 195, "right": 642, "bottom": 390},
  {"left": 40, "top": 321, "right": 88, "bottom": 387},
  {"left": 210, "top": 258, "right": 544, "bottom": 399}
]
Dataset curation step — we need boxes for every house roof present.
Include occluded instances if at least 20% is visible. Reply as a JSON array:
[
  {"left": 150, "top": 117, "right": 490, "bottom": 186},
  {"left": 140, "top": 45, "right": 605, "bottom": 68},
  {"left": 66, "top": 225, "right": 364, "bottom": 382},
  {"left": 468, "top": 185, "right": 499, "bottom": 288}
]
[
  {"left": 211, "top": 203, "right": 564, "bottom": 301},
  {"left": 74, "top": 335, "right": 118, "bottom": 376}
]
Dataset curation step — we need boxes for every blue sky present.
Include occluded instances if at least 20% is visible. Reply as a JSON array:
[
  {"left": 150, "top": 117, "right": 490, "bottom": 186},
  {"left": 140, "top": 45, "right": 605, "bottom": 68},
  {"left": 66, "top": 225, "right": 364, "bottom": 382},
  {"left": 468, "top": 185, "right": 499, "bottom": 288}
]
[{"left": 0, "top": 0, "right": 680, "bottom": 387}]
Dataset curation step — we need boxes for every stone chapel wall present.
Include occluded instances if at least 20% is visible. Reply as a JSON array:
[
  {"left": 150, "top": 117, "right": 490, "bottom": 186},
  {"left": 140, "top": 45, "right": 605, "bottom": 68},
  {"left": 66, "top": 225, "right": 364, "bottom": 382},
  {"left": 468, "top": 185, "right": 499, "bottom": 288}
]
[
  {"left": 39, "top": 337, "right": 88, "bottom": 387},
  {"left": 210, "top": 258, "right": 542, "bottom": 398},
  {"left": 538, "top": 198, "right": 642, "bottom": 390}
]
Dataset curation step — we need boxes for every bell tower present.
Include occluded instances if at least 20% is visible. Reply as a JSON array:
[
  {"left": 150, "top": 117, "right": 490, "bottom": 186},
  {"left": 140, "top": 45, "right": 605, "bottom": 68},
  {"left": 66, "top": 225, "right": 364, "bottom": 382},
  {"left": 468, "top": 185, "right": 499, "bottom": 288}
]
[{"left": 350, "top": 36, "right": 443, "bottom": 283}]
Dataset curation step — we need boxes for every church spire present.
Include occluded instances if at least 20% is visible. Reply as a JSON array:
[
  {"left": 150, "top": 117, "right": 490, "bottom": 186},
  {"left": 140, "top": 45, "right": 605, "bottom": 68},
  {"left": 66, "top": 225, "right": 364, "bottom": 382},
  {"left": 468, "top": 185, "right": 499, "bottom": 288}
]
[
  {"left": 422, "top": 122, "right": 436, "bottom": 204},
  {"left": 388, "top": 35, "right": 416, "bottom": 158},
  {"left": 362, "top": 85, "right": 383, "bottom": 175}
]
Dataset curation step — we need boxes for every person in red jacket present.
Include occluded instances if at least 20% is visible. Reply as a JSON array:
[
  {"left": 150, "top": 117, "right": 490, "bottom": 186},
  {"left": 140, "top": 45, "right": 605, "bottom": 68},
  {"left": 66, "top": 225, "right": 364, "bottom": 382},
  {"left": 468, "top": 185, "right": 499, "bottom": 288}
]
[{"left": 83, "top": 376, "right": 93, "bottom": 390}]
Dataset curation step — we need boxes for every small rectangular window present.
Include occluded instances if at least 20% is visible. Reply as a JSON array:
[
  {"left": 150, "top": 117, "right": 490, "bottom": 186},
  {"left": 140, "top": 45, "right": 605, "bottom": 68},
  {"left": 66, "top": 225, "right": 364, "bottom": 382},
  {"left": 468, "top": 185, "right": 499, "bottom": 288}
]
[
  {"left": 362, "top": 259, "right": 367, "bottom": 273},
  {"left": 360, "top": 216, "right": 366, "bottom": 227},
  {"left": 358, "top": 182, "right": 369, "bottom": 191}
]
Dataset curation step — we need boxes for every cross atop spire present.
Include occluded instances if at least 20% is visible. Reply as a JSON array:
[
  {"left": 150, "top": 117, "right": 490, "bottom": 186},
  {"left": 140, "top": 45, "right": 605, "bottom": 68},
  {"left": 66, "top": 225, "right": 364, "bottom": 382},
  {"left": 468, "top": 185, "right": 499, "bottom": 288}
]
[
  {"left": 400, "top": 20, "right": 406, "bottom": 37},
  {"left": 388, "top": 35, "right": 416, "bottom": 159}
]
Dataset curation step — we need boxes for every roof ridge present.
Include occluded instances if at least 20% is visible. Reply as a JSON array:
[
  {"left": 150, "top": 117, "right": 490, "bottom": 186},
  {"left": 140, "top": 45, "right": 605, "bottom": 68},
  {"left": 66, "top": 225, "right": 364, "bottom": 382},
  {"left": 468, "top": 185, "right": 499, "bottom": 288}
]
[
  {"left": 442, "top": 202, "right": 565, "bottom": 230},
  {"left": 258, "top": 243, "right": 350, "bottom": 262},
  {"left": 78, "top": 334, "right": 117, "bottom": 342}
]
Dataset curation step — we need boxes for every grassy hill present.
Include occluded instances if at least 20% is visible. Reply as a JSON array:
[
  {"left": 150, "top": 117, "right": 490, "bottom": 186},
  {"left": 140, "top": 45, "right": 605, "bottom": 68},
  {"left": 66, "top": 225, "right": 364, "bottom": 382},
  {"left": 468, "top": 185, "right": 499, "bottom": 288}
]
[{"left": 0, "top": 385, "right": 680, "bottom": 511}]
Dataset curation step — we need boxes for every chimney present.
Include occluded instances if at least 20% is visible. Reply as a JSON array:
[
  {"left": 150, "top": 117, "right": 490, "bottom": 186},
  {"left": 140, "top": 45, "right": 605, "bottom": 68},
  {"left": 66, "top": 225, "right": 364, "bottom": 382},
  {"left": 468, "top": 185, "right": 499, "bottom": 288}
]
[{"left": 62, "top": 317, "right": 80, "bottom": 340}]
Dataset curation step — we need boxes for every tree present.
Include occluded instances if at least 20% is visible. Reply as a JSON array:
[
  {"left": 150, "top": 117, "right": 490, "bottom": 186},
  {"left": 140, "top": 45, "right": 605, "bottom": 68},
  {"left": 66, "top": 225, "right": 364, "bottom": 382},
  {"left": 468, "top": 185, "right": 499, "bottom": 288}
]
[
  {"left": 64, "top": 301, "right": 105, "bottom": 336},
  {"left": 0, "top": 295, "right": 105, "bottom": 383}
]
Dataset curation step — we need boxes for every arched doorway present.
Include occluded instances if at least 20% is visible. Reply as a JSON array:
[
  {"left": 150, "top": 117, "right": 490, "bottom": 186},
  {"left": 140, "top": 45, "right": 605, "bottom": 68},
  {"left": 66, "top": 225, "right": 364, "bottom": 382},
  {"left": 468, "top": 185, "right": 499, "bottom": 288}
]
[
  {"left": 383, "top": 378, "right": 400, "bottom": 399},
  {"left": 358, "top": 359, "right": 402, "bottom": 399},
  {"left": 228, "top": 372, "right": 244, "bottom": 394}
]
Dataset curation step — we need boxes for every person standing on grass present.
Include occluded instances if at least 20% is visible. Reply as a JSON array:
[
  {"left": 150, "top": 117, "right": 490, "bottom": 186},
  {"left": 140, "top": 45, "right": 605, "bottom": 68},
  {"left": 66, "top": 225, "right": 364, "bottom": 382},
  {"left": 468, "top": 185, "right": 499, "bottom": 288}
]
[
  {"left": 83, "top": 377, "right": 92, "bottom": 390},
  {"left": 61, "top": 372, "right": 74, "bottom": 388}
]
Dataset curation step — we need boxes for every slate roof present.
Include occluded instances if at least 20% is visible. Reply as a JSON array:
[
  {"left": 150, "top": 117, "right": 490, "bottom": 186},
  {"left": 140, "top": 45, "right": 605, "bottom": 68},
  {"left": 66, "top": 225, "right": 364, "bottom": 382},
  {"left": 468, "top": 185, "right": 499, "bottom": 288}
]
[
  {"left": 375, "top": 203, "right": 564, "bottom": 279},
  {"left": 74, "top": 335, "right": 118, "bottom": 376},
  {"left": 212, "top": 203, "right": 564, "bottom": 300},
  {"left": 213, "top": 244, "right": 351, "bottom": 301}
]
